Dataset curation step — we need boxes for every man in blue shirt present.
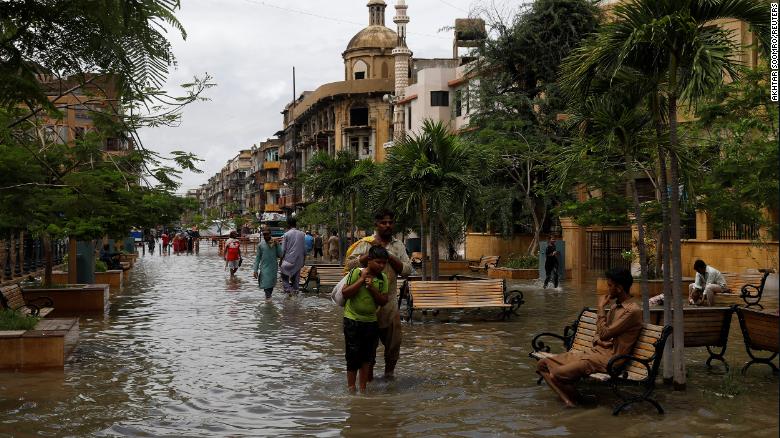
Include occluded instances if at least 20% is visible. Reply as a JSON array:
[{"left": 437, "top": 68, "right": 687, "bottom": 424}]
[{"left": 304, "top": 231, "right": 314, "bottom": 255}]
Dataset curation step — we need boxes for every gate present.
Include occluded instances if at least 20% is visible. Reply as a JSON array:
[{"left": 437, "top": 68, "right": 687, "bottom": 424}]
[{"left": 586, "top": 229, "right": 632, "bottom": 272}]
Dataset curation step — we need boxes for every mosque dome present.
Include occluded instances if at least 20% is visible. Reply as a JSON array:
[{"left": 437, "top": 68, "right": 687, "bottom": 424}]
[{"left": 345, "top": 25, "right": 398, "bottom": 52}]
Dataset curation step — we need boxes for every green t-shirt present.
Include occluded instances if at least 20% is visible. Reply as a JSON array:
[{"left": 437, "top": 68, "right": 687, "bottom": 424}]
[{"left": 343, "top": 268, "right": 388, "bottom": 322}]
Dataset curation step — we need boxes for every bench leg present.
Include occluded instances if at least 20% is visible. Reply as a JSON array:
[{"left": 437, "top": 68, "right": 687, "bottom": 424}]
[
  {"left": 611, "top": 383, "right": 663, "bottom": 416},
  {"left": 705, "top": 346, "right": 729, "bottom": 371},
  {"left": 741, "top": 351, "right": 779, "bottom": 375}
]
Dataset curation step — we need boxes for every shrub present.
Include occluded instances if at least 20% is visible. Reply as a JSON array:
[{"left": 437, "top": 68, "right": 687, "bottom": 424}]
[
  {"left": 504, "top": 255, "right": 537, "bottom": 269},
  {"left": 95, "top": 260, "right": 108, "bottom": 272},
  {"left": 0, "top": 309, "right": 40, "bottom": 331}
]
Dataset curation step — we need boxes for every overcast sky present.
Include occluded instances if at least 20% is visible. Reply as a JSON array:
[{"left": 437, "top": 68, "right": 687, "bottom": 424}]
[{"left": 138, "top": 0, "right": 517, "bottom": 193}]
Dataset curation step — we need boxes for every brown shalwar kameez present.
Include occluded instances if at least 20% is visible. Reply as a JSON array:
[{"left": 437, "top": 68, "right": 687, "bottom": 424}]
[{"left": 537, "top": 299, "right": 643, "bottom": 404}]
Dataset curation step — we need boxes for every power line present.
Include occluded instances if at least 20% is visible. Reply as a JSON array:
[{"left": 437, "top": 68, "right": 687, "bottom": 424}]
[
  {"left": 438, "top": 0, "right": 469, "bottom": 13},
  {"left": 238, "top": 0, "right": 450, "bottom": 40}
]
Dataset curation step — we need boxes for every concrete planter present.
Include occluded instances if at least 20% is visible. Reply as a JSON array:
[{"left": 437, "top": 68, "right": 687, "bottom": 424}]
[
  {"left": 0, "top": 318, "right": 79, "bottom": 370},
  {"left": 51, "top": 270, "right": 122, "bottom": 289},
  {"left": 488, "top": 267, "right": 538, "bottom": 280},
  {"left": 437, "top": 260, "right": 471, "bottom": 273},
  {"left": 24, "top": 284, "right": 110, "bottom": 314}
]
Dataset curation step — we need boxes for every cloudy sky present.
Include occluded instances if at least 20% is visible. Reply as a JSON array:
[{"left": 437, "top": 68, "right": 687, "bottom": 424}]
[{"left": 138, "top": 0, "right": 516, "bottom": 193}]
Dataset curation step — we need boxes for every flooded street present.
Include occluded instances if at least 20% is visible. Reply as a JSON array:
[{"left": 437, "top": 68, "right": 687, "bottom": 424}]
[{"left": 1, "top": 248, "right": 778, "bottom": 437}]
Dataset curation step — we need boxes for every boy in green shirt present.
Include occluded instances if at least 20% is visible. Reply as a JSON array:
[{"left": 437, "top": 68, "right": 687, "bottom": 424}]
[{"left": 341, "top": 245, "right": 389, "bottom": 392}]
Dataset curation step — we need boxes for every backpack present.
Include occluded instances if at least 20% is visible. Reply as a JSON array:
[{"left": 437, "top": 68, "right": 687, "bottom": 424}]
[{"left": 226, "top": 240, "right": 241, "bottom": 261}]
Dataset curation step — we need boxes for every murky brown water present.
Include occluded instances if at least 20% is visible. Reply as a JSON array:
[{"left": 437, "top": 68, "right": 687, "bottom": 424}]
[{"left": 1, "top": 247, "right": 778, "bottom": 437}]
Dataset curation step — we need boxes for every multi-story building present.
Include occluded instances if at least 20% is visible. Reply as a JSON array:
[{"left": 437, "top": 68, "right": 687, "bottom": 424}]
[{"left": 35, "top": 74, "right": 132, "bottom": 153}]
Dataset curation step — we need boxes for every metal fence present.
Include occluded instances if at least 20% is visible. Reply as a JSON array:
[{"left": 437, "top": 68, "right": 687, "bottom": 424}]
[
  {"left": 714, "top": 222, "right": 760, "bottom": 240},
  {"left": 586, "top": 229, "right": 632, "bottom": 272},
  {"left": 1, "top": 235, "right": 68, "bottom": 281}
]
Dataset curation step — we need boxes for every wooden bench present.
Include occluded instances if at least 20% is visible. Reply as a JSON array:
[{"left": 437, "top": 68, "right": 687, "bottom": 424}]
[
  {"left": 735, "top": 307, "right": 779, "bottom": 375},
  {"left": 300, "top": 265, "right": 346, "bottom": 293},
  {"left": 530, "top": 308, "right": 672, "bottom": 415},
  {"left": 468, "top": 255, "right": 500, "bottom": 272},
  {"left": 406, "top": 279, "right": 523, "bottom": 322},
  {"left": 739, "top": 269, "right": 775, "bottom": 310},
  {"left": 718, "top": 270, "right": 773, "bottom": 308},
  {"left": 648, "top": 306, "right": 734, "bottom": 370},
  {"left": 0, "top": 284, "right": 54, "bottom": 317}
]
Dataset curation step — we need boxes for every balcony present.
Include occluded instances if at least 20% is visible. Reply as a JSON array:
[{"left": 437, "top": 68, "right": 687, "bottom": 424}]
[
  {"left": 263, "top": 161, "right": 281, "bottom": 170},
  {"left": 264, "top": 203, "right": 282, "bottom": 212},
  {"left": 279, "top": 195, "right": 302, "bottom": 208},
  {"left": 264, "top": 182, "right": 280, "bottom": 191}
]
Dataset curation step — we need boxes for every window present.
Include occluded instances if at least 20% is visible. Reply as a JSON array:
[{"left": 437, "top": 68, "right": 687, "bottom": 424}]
[
  {"left": 431, "top": 91, "right": 449, "bottom": 107},
  {"left": 350, "top": 107, "right": 369, "bottom": 126},
  {"left": 353, "top": 60, "right": 368, "bottom": 80},
  {"left": 381, "top": 62, "right": 389, "bottom": 78},
  {"left": 407, "top": 106, "right": 412, "bottom": 129},
  {"left": 454, "top": 90, "right": 462, "bottom": 117}
]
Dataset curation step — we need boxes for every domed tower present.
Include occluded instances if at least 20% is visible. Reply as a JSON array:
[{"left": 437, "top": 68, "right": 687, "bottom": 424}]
[
  {"left": 343, "top": 0, "right": 398, "bottom": 81},
  {"left": 392, "top": 0, "right": 412, "bottom": 140}
]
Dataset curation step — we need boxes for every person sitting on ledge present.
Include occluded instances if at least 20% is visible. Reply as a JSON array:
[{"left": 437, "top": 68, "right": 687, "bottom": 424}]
[
  {"left": 536, "top": 267, "right": 642, "bottom": 407},
  {"left": 100, "top": 244, "right": 128, "bottom": 271},
  {"left": 688, "top": 259, "right": 727, "bottom": 307}
]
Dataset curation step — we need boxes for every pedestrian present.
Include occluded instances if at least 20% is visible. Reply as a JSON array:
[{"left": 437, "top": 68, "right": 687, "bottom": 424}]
[
  {"left": 345, "top": 209, "right": 412, "bottom": 380},
  {"left": 537, "top": 267, "right": 642, "bottom": 407},
  {"left": 328, "top": 231, "right": 340, "bottom": 262},
  {"left": 161, "top": 232, "right": 170, "bottom": 254},
  {"left": 253, "top": 226, "right": 283, "bottom": 300},
  {"left": 342, "top": 245, "right": 390, "bottom": 393},
  {"left": 279, "top": 217, "right": 306, "bottom": 294},
  {"left": 304, "top": 231, "right": 314, "bottom": 256},
  {"left": 688, "top": 259, "right": 727, "bottom": 306},
  {"left": 313, "top": 232, "right": 324, "bottom": 259},
  {"left": 543, "top": 237, "right": 560, "bottom": 289},
  {"left": 190, "top": 225, "right": 201, "bottom": 254},
  {"left": 224, "top": 230, "right": 242, "bottom": 277},
  {"left": 146, "top": 233, "right": 155, "bottom": 255}
]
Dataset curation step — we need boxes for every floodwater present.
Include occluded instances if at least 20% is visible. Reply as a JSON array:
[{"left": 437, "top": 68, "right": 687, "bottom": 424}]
[{"left": 1, "top": 247, "right": 778, "bottom": 437}]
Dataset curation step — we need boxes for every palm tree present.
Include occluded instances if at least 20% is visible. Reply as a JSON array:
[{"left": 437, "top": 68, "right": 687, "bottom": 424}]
[
  {"left": 385, "top": 120, "right": 483, "bottom": 280},
  {"left": 561, "top": 0, "right": 770, "bottom": 388},
  {"left": 300, "top": 151, "right": 375, "bottom": 264},
  {"left": 566, "top": 81, "right": 654, "bottom": 321}
]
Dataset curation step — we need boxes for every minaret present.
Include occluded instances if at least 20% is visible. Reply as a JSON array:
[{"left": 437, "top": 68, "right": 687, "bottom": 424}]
[
  {"left": 392, "top": 0, "right": 411, "bottom": 141},
  {"left": 368, "top": 0, "right": 387, "bottom": 26}
]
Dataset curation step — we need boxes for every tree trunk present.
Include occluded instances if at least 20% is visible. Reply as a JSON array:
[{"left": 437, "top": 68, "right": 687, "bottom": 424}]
[
  {"left": 430, "top": 212, "right": 440, "bottom": 280},
  {"left": 0, "top": 237, "right": 6, "bottom": 282},
  {"left": 419, "top": 201, "right": 427, "bottom": 281},
  {"left": 658, "top": 144, "right": 673, "bottom": 383},
  {"left": 350, "top": 192, "right": 356, "bottom": 243},
  {"left": 627, "top": 155, "right": 650, "bottom": 322},
  {"left": 43, "top": 234, "right": 53, "bottom": 287},
  {"left": 668, "top": 56, "right": 686, "bottom": 390}
]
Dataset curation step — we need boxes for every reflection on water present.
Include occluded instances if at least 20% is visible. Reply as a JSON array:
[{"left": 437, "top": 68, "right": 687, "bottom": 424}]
[{"left": 1, "top": 248, "right": 777, "bottom": 437}]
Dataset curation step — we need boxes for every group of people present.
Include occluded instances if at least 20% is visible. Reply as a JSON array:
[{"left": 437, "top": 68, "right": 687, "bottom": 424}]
[
  {"left": 224, "top": 210, "right": 411, "bottom": 393},
  {"left": 155, "top": 228, "right": 201, "bottom": 255},
  {"left": 303, "top": 230, "right": 341, "bottom": 262}
]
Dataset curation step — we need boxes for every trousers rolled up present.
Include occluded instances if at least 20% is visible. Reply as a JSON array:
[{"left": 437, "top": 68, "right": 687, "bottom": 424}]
[{"left": 688, "top": 283, "right": 723, "bottom": 306}]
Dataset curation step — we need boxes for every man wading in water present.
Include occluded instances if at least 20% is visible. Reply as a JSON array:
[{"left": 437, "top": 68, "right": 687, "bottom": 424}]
[{"left": 346, "top": 210, "right": 411, "bottom": 380}]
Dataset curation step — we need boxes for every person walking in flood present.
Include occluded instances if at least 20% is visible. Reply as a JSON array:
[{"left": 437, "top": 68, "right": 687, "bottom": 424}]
[
  {"left": 342, "top": 245, "right": 389, "bottom": 393},
  {"left": 253, "top": 226, "right": 284, "bottom": 301},
  {"left": 543, "top": 237, "right": 560, "bottom": 289},
  {"left": 313, "top": 232, "right": 324, "bottom": 260},
  {"left": 327, "top": 231, "right": 340, "bottom": 262},
  {"left": 279, "top": 217, "right": 305, "bottom": 294},
  {"left": 345, "top": 210, "right": 412, "bottom": 380},
  {"left": 224, "top": 231, "right": 242, "bottom": 277},
  {"left": 536, "top": 267, "right": 642, "bottom": 407}
]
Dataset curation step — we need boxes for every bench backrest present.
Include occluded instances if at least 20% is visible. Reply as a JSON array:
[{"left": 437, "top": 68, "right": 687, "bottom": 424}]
[
  {"left": 648, "top": 307, "right": 732, "bottom": 348},
  {"left": 479, "top": 256, "right": 500, "bottom": 268},
  {"left": 0, "top": 284, "right": 25, "bottom": 311},
  {"left": 737, "top": 307, "right": 779, "bottom": 353},
  {"left": 573, "top": 310, "right": 667, "bottom": 381},
  {"left": 722, "top": 271, "right": 766, "bottom": 291},
  {"left": 409, "top": 279, "right": 505, "bottom": 307}
]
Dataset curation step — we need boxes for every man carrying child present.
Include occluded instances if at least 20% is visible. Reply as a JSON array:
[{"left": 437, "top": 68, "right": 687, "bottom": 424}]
[{"left": 341, "top": 246, "right": 390, "bottom": 392}]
